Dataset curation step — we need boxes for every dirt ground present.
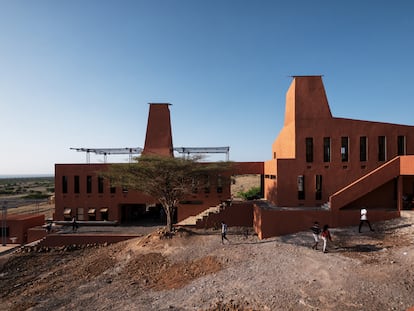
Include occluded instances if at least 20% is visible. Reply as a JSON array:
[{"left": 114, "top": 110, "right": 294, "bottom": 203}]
[{"left": 1, "top": 211, "right": 414, "bottom": 311}]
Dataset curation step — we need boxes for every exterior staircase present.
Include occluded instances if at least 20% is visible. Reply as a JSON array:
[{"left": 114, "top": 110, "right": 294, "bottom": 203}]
[
  {"left": 176, "top": 204, "right": 225, "bottom": 226},
  {"left": 321, "top": 202, "right": 331, "bottom": 210}
]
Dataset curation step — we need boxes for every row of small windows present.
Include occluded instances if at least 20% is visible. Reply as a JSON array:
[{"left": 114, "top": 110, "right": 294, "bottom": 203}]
[
  {"left": 62, "top": 176, "right": 115, "bottom": 194},
  {"left": 64, "top": 207, "right": 108, "bottom": 221},
  {"left": 62, "top": 175, "right": 224, "bottom": 194},
  {"left": 306, "top": 135, "right": 406, "bottom": 163}
]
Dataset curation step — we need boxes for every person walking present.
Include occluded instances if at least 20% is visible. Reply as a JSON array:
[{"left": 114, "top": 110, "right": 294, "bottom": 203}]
[
  {"left": 321, "top": 224, "right": 332, "bottom": 253},
  {"left": 359, "top": 207, "right": 374, "bottom": 233},
  {"left": 72, "top": 216, "right": 78, "bottom": 232},
  {"left": 311, "top": 221, "right": 321, "bottom": 250},
  {"left": 221, "top": 221, "right": 229, "bottom": 244}
]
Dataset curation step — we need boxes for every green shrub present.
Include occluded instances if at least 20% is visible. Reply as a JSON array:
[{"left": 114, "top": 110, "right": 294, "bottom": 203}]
[
  {"left": 237, "top": 186, "right": 261, "bottom": 200},
  {"left": 23, "top": 193, "right": 50, "bottom": 199}
]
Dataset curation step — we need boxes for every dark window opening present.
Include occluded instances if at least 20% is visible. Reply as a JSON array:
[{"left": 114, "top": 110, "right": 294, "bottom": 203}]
[
  {"left": 98, "top": 176, "right": 104, "bottom": 193},
  {"left": 0, "top": 227, "right": 10, "bottom": 237},
  {"left": 86, "top": 176, "right": 92, "bottom": 193},
  {"left": 341, "top": 137, "right": 349, "bottom": 162},
  {"left": 62, "top": 176, "right": 68, "bottom": 194},
  {"left": 109, "top": 178, "right": 116, "bottom": 194},
  {"left": 360, "top": 136, "right": 367, "bottom": 162},
  {"left": 217, "top": 175, "right": 223, "bottom": 193},
  {"left": 191, "top": 177, "right": 198, "bottom": 194},
  {"left": 204, "top": 175, "right": 210, "bottom": 193},
  {"left": 323, "top": 137, "right": 331, "bottom": 162},
  {"left": 398, "top": 135, "right": 406, "bottom": 156},
  {"left": 88, "top": 208, "right": 96, "bottom": 221},
  {"left": 306, "top": 138, "right": 313, "bottom": 163},
  {"left": 100, "top": 209, "right": 109, "bottom": 221},
  {"left": 315, "top": 175, "right": 322, "bottom": 200},
  {"left": 378, "top": 136, "right": 386, "bottom": 161}
]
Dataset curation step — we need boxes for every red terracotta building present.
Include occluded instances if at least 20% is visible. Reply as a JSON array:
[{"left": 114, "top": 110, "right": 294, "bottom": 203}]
[
  {"left": 54, "top": 77, "right": 414, "bottom": 239},
  {"left": 54, "top": 104, "right": 263, "bottom": 225},
  {"left": 256, "top": 76, "right": 414, "bottom": 238}
]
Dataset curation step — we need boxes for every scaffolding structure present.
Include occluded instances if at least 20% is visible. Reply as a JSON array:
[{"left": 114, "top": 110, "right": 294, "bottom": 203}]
[
  {"left": 173, "top": 147, "right": 230, "bottom": 161},
  {"left": 71, "top": 146, "right": 230, "bottom": 163},
  {"left": 70, "top": 147, "right": 143, "bottom": 163}
]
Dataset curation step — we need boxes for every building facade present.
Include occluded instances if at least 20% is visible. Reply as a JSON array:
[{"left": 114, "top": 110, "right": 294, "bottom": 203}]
[
  {"left": 256, "top": 76, "right": 414, "bottom": 238},
  {"left": 54, "top": 77, "right": 414, "bottom": 238},
  {"left": 54, "top": 104, "right": 263, "bottom": 224}
]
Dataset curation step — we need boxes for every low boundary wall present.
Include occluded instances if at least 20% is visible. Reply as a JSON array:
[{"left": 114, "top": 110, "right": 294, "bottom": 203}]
[
  {"left": 38, "top": 234, "right": 139, "bottom": 247},
  {"left": 253, "top": 204, "right": 401, "bottom": 239},
  {"left": 195, "top": 201, "right": 254, "bottom": 229}
]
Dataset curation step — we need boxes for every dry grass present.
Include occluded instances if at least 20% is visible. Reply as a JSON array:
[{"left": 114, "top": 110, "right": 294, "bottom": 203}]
[{"left": 6, "top": 202, "right": 55, "bottom": 220}]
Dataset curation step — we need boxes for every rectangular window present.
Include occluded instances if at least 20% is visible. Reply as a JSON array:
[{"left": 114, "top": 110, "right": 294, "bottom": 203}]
[
  {"left": 86, "top": 176, "right": 92, "bottom": 193},
  {"left": 305, "top": 137, "right": 313, "bottom": 163},
  {"left": 191, "top": 177, "right": 198, "bottom": 194},
  {"left": 74, "top": 176, "right": 80, "bottom": 194},
  {"left": 323, "top": 137, "right": 331, "bottom": 162},
  {"left": 204, "top": 175, "right": 210, "bottom": 193},
  {"left": 62, "top": 176, "right": 68, "bottom": 194},
  {"left": 397, "top": 135, "right": 406, "bottom": 156},
  {"left": 297, "top": 175, "right": 305, "bottom": 200},
  {"left": 216, "top": 175, "right": 223, "bottom": 193},
  {"left": 378, "top": 136, "right": 386, "bottom": 161},
  {"left": 109, "top": 178, "right": 116, "bottom": 194},
  {"left": 315, "top": 175, "right": 322, "bottom": 200},
  {"left": 341, "top": 137, "right": 349, "bottom": 162},
  {"left": 77, "top": 207, "right": 84, "bottom": 220},
  {"left": 98, "top": 176, "right": 104, "bottom": 193},
  {"left": 360, "top": 136, "right": 367, "bottom": 162}
]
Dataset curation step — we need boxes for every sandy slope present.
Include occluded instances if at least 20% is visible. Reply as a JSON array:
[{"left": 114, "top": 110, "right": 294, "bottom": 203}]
[{"left": 1, "top": 212, "right": 414, "bottom": 311}]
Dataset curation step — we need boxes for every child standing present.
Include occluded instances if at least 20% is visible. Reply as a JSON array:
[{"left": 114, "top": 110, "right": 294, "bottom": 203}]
[
  {"left": 321, "top": 224, "right": 332, "bottom": 253},
  {"left": 311, "top": 221, "right": 321, "bottom": 250},
  {"left": 221, "top": 221, "right": 229, "bottom": 244}
]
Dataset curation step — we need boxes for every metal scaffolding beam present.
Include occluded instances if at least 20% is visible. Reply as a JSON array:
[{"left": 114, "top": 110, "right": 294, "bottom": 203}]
[
  {"left": 70, "top": 147, "right": 143, "bottom": 163},
  {"left": 173, "top": 147, "right": 230, "bottom": 161}
]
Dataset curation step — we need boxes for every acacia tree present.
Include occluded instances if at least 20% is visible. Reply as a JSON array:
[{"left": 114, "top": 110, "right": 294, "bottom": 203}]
[{"left": 104, "top": 155, "right": 231, "bottom": 232}]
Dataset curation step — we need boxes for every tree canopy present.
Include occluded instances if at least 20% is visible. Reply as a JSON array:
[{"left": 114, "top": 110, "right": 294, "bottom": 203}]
[{"left": 104, "top": 155, "right": 232, "bottom": 232}]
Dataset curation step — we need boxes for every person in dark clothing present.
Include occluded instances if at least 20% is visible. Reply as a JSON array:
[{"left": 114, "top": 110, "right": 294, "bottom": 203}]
[{"left": 72, "top": 216, "right": 78, "bottom": 232}]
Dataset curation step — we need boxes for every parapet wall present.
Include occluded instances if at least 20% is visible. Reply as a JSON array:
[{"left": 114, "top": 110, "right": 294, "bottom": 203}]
[
  {"left": 253, "top": 204, "right": 400, "bottom": 239},
  {"left": 195, "top": 201, "right": 254, "bottom": 229},
  {"left": 38, "top": 234, "right": 139, "bottom": 247}
]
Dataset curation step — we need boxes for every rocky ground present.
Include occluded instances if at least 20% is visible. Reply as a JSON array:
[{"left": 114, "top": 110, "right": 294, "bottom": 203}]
[{"left": 1, "top": 211, "right": 414, "bottom": 311}]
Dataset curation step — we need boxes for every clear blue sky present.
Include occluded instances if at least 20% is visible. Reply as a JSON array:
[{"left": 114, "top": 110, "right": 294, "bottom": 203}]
[{"left": 1, "top": 1, "right": 413, "bottom": 175}]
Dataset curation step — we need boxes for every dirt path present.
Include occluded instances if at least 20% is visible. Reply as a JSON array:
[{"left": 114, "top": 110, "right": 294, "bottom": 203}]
[{"left": 1, "top": 212, "right": 414, "bottom": 311}]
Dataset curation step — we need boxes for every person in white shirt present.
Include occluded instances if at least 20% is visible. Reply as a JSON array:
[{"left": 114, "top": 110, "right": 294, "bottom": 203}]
[{"left": 359, "top": 207, "right": 374, "bottom": 233}]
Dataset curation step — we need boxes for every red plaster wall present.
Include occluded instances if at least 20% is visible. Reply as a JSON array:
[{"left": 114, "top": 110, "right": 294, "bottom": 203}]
[
  {"left": 142, "top": 104, "right": 173, "bottom": 157},
  {"left": 254, "top": 204, "right": 400, "bottom": 239},
  {"left": 266, "top": 76, "right": 414, "bottom": 209},
  {"left": 56, "top": 160, "right": 264, "bottom": 224},
  {"left": 55, "top": 163, "right": 156, "bottom": 222},
  {"left": 231, "top": 162, "right": 264, "bottom": 175},
  {"left": 253, "top": 205, "right": 333, "bottom": 239},
  {"left": 27, "top": 227, "right": 48, "bottom": 243},
  {"left": 4, "top": 214, "right": 45, "bottom": 245},
  {"left": 195, "top": 202, "right": 254, "bottom": 229}
]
